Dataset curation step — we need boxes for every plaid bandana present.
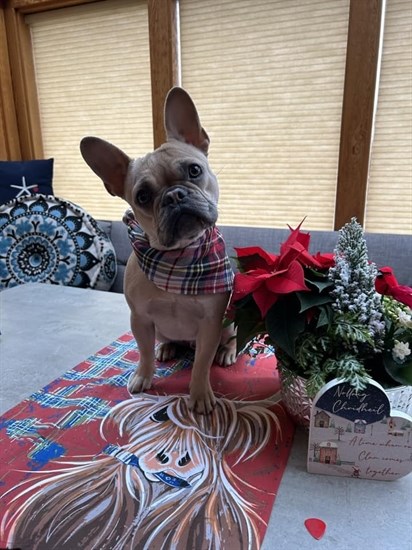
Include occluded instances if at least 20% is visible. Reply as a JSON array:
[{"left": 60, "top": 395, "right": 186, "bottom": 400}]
[{"left": 124, "top": 211, "right": 234, "bottom": 295}]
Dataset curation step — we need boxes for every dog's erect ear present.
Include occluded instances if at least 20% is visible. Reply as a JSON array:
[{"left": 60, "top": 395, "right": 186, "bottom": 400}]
[
  {"left": 164, "top": 87, "right": 210, "bottom": 155},
  {"left": 80, "top": 137, "right": 130, "bottom": 197}
]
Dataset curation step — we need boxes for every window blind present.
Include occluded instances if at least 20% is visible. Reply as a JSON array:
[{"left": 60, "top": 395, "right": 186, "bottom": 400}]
[
  {"left": 26, "top": 0, "right": 152, "bottom": 220},
  {"left": 180, "top": 0, "right": 350, "bottom": 230},
  {"left": 366, "top": 0, "right": 412, "bottom": 235}
]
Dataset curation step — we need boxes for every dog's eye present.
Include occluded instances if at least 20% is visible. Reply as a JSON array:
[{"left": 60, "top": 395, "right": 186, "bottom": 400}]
[
  {"left": 156, "top": 450, "right": 169, "bottom": 465},
  {"left": 178, "top": 452, "right": 191, "bottom": 467},
  {"left": 136, "top": 188, "right": 152, "bottom": 206},
  {"left": 150, "top": 406, "right": 169, "bottom": 422},
  {"left": 188, "top": 164, "right": 202, "bottom": 179}
]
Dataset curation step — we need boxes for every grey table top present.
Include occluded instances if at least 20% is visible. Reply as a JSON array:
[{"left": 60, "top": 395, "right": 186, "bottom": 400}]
[{"left": 1, "top": 283, "right": 411, "bottom": 550}]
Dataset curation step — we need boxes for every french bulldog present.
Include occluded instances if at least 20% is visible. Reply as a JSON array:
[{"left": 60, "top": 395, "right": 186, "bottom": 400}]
[{"left": 80, "top": 87, "right": 236, "bottom": 414}]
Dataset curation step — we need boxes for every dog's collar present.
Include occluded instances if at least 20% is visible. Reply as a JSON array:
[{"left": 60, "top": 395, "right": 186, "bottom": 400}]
[
  {"left": 124, "top": 210, "right": 234, "bottom": 295},
  {"left": 103, "top": 444, "right": 191, "bottom": 488}
]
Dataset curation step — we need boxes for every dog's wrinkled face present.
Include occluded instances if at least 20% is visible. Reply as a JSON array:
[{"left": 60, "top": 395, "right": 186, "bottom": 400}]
[
  {"left": 80, "top": 87, "right": 219, "bottom": 250},
  {"left": 125, "top": 141, "right": 218, "bottom": 250}
]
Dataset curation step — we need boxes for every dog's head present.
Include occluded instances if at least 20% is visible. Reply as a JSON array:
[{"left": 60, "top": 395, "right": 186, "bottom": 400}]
[{"left": 80, "top": 88, "right": 219, "bottom": 250}]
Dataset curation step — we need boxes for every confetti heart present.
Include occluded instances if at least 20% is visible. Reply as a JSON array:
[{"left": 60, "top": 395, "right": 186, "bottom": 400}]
[{"left": 304, "top": 518, "right": 326, "bottom": 540}]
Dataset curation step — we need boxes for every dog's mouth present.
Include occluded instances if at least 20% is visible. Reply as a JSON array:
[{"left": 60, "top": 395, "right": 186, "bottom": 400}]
[
  {"left": 157, "top": 186, "right": 218, "bottom": 248},
  {"left": 160, "top": 210, "right": 215, "bottom": 249}
]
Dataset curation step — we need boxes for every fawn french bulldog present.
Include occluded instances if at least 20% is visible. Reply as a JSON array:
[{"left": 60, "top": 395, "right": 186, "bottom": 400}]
[{"left": 80, "top": 87, "right": 236, "bottom": 413}]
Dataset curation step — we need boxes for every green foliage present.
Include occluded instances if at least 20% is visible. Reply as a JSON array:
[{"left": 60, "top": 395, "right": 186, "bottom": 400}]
[
  {"left": 316, "top": 305, "right": 334, "bottom": 329},
  {"left": 233, "top": 295, "right": 265, "bottom": 354},
  {"left": 326, "top": 355, "right": 370, "bottom": 390},
  {"left": 232, "top": 219, "right": 412, "bottom": 396},
  {"left": 332, "top": 315, "right": 375, "bottom": 348},
  {"left": 297, "top": 291, "right": 332, "bottom": 313},
  {"left": 264, "top": 278, "right": 386, "bottom": 394},
  {"left": 329, "top": 218, "right": 384, "bottom": 345},
  {"left": 305, "top": 269, "right": 334, "bottom": 293},
  {"left": 381, "top": 296, "right": 412, "bottom": 386},
  {"left": 383, "top": 353, "right": 412, "bottom": 386},
  {"left": 265, "top": 295, "right": 306, "bottom": 359}
]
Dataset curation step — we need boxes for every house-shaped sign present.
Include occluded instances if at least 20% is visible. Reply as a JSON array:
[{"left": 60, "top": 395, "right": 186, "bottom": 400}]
[{"left": 307, "top": 378, "right": 412, "bottom": 481}]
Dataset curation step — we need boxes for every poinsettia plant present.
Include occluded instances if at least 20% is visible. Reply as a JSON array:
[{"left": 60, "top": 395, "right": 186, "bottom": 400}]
[{"left": 229, "top": 218, "right": 412, "bottom": 397}]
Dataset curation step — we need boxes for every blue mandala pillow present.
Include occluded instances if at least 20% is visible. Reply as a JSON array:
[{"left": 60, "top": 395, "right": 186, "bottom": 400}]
[
  {"left": 0, "top": 159, "right": 54, "bottom": 205},
  {"left": 0, "top": 195, "right": 117, "bottom": 291}
]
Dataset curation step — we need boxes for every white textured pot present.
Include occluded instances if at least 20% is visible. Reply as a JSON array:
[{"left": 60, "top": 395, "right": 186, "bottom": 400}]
[{"left": 279, "top": 368, "right": 312, "bottom": 428}]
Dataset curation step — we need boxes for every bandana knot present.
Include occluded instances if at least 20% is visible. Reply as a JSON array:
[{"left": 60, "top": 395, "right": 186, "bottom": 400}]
[{"left": 124, "top": 210, "right": 234, "bottom": 295}]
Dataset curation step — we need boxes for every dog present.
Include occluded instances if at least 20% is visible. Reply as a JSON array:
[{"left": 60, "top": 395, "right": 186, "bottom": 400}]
[{"left": 80, "top": 87, "right": 236, "bottom": 414}]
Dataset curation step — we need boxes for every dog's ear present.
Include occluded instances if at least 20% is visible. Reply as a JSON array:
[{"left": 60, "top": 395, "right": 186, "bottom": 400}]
[
  {"left": 80, "top": 137, "right": 130, "bottom": 197},
  {"left": 164, "top": 87, "right": 210, "bottom": 155}
]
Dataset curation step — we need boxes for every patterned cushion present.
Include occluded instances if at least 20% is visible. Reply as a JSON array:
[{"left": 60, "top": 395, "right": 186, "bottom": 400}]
[
  {"left": 0, "top": 159, "right": 54, "bottom": 205},
  {"left": 0, "top": 195, "right": 117, "bottom": 290}
]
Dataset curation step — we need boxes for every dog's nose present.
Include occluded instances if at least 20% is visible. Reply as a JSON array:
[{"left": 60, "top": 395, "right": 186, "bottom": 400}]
[{"left": 163, "top": 186, "right": 188, "bottom": 206}]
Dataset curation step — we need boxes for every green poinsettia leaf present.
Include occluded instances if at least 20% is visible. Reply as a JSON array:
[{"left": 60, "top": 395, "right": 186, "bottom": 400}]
[
  {"left": 316, "top": 305, "right": 333, "bottom": 329},
  {"left": 265, "top": 296, "right": 306, "bottom": 360},
  {"left": 297, "top": 291, "right": 333, "bottom": 313},
  {"left": 383, "top": 353, "right": 412, "bottom": 386},
  {"left": 234, "top": 297, "right": 265, "bottom": 353},
  {"left": 305, "top": 278, "right": 334, "bottom": 293}
]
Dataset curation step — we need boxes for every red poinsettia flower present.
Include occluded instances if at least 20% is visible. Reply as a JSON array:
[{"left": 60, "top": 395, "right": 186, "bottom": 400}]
[
  {"left": 235, "top": 246, "right": 278, "bottom": 272},
  {"left": 232, "top": 223, "right": 327, "bottom": 318},
  {"left": 233, "top": 261, "right": 309, "bottom": 318},
  {"left": 312, "top": 252, "right": 335, "bottom": 269},
  {"left": 279, "top": 223, "right": 319, "bottom": 268},
  {"left": 375, "top": 267, "right": 412, "bottom": 308}
]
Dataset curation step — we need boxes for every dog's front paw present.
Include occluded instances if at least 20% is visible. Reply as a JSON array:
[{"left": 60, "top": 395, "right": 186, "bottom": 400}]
[
  {"left": 128, "top": 370, "right": 154, "bottom": 393},
  {"left": 188, "top": 387, "right": 216, "bottom": 415},
  {"left": 215, "top": 342, "right": 237, "bottom": 367}
]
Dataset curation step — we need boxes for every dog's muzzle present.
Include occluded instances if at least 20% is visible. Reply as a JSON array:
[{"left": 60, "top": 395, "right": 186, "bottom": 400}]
[
  {"left": 162, "top": 186, "right": 190, "bottom": 207},
  {"left": 159, "top": 185, "right": 218, "bottom": 248}
]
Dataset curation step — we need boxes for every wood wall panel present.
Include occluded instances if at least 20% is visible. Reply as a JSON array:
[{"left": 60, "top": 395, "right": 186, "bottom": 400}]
[
  {"left": 335, "top": 0, "right": 383, "bottom": 228},
  {"left": 4, "top": 4, "right": 43, "bottom": 159},
  {"left": 148, "top": 0, "right": 179, "bottom": 148},
  {"left": 0, "top": 8, "right": 21, "bottom": 159},
  {"left": 10, "top": 0, "right": 100, "bottom": 13}
]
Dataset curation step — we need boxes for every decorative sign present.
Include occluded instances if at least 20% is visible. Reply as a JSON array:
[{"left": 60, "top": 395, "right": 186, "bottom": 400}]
[{"left": 307, "top": 378, "right": 412, "bottom": 481}]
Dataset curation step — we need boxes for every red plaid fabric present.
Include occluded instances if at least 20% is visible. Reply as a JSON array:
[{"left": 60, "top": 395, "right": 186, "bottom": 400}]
[{"left": 125, "top": 211, "right": 234, "bottom": 295}]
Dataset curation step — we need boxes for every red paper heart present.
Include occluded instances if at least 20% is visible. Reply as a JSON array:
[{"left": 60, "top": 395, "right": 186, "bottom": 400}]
[{"left": 304, "top": 518, "right": 326, "bottom": 540}]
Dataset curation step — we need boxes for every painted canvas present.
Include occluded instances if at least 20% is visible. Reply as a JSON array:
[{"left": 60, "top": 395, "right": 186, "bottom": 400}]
[{"left": 0, "top": 334, "right": 294, "bottom": 549}]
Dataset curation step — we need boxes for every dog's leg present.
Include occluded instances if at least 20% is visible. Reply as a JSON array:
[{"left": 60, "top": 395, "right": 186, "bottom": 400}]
[
  {"left": 188, "top": 324, "right": 222, "bottom": 414},
  {"left": 128, "top": 313, "right": 156, "bottom": 393},
  {"left": 215, "top": 323, "right": 237, "bottom": 367}
]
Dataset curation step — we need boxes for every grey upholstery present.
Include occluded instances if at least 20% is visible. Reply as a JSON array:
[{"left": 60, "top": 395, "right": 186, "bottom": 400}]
[
  {"left": 97, "top": 220, "right": 131, "bottom": 293},
  {"left": 97, "top": 220, "right": 411, "bottom": 293}
]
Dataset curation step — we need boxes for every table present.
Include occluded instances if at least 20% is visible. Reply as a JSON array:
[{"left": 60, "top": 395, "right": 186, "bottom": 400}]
[{"left": 1, "top": 283, "right": 411, "bottom": 550}]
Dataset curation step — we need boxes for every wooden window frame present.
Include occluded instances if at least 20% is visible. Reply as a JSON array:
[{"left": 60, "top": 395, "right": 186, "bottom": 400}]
[
  {"left": 1, "top": 0, "right": 179, "bottom": 157},
  {"left": 0, "top": 7, "right": 21, "bottom": 159},
  {"left": 0, "top": 0, "right": 384, "bottom": 229},
  {"left": 335, "top": 0, "right": 383, "bottom": 229}
]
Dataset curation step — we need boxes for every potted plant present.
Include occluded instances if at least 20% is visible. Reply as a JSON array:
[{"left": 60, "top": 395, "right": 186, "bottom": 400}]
[{"left": 229, "top": 218, "right": 412, "bottom": 425}]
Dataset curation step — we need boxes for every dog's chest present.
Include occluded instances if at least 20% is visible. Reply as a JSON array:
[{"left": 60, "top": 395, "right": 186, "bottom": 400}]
[
  {"left": 146, "top": 294, "right": 205, "bottom": 341},
  {"left": 146, "top": 294, "right": 205, "bottom": 321},
  {"left": 125, "top": 257, "right": 228, "bottom": 342}
]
